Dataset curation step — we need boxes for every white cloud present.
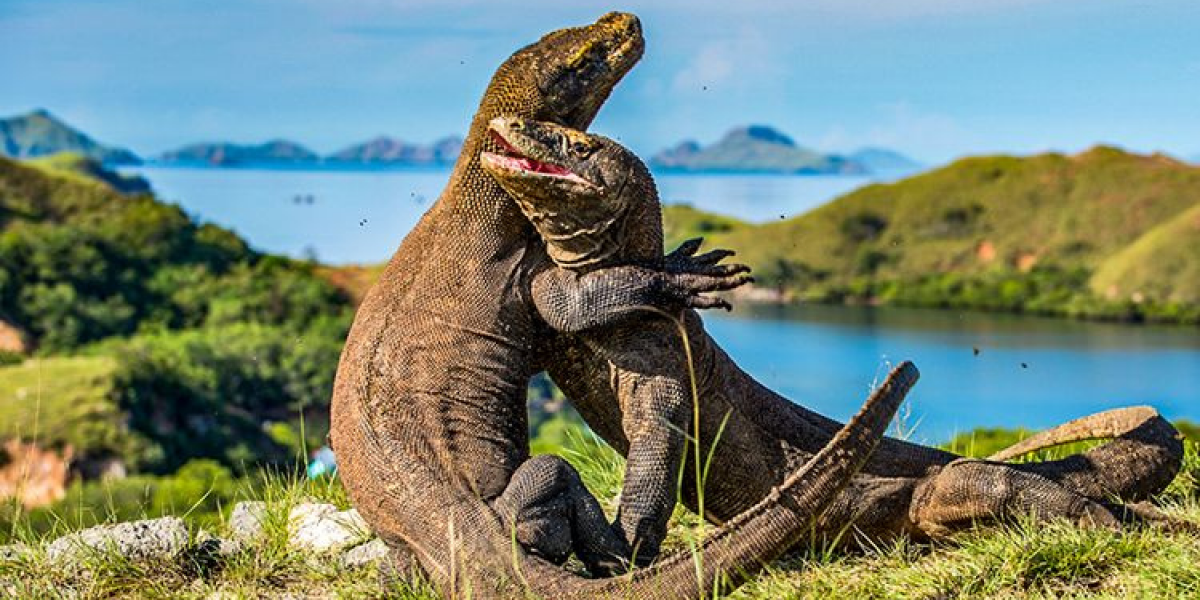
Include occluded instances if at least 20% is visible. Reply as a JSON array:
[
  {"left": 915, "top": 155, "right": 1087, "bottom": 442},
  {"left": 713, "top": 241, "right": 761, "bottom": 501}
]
[
  {"left": 815, "top": 102, "right": 973, "bottom": 162},
  {"left": 670, "top": 28, "right": 779, "bottom": 95}
]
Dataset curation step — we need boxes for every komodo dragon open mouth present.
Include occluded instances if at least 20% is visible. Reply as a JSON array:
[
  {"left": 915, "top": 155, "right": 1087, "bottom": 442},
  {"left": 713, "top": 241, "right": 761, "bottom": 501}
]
[{"left": 481, "top": 125, "right": 594, "bottom": 187}]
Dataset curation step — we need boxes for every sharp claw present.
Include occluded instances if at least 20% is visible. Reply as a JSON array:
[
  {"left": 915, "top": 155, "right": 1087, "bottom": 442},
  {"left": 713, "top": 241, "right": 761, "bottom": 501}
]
[{"left": 672, "top": 238, "right": 703, "bottom": 257}]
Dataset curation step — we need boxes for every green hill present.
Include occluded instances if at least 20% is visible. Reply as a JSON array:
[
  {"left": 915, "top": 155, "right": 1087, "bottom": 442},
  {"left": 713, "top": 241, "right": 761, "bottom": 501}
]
[
  {"left": 0, "top": 357, "right": 149, "bottom": 475},
  {"left": 667, "top": 146, "right": 1200, "bottom": 323},
  {"left": 0, "top": 155, "right": 353, "bottom": 474},
  {"left": 0, "top": 109, "right": 141, "bottom": 165},
  {"left": 26, "top": 152, "right": 152, "bottom": 195},
  {"left": 1091, "top": 202, "right": 1200, "bottom": 306}
]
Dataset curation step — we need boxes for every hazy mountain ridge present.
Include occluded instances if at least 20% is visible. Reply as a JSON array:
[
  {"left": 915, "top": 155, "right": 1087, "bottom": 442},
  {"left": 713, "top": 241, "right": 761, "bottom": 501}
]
[
  {"left": 159, "top": 135, "right": 465, "bottom": 166},
  {"left": 157, "top": 139, "right": 321, "bottom": 166},
  {"left": 0, "top": 110, "right": 141, "bottom": 165},
  {"left": 4, "top": 111, "right": 923, "bottom": 172},
  {"left": 848, "top": 147, "right": 922, "bottom": 172},
  {"left": 326, "top": 135, "right": 463, "bottom": 165},
  {"left": 650, "top": 125, "right": 918, "bottom": 175}
]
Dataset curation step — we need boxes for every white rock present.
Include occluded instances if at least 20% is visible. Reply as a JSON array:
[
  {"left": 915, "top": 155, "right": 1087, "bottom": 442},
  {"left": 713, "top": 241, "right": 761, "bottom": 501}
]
[
  {"left": 46, "top": 517, "right": 189, "bottom": 564},
  {"left": 228, "top": 501, "right": 269, "bottom": 544},
  {"left": 288, "top": 503, "right": 371, "bottom": 553},
  {"left": 0, "top": 543, "right": 30, "bottom": 562},
  {"left": 341, "top": 538, "right": 389, "bottom": 568}
]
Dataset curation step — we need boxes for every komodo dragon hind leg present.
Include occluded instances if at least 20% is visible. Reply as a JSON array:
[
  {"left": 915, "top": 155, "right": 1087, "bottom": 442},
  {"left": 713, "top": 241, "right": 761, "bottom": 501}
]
[
  {"left": 376, "top": 455, "right": 631, "bottom": 589},
  {"left": 910, "top": 458, "right": 1120, "bottom": 539},
  {"left": 492, "top": 454, "right": 632, "bottom": 576}
]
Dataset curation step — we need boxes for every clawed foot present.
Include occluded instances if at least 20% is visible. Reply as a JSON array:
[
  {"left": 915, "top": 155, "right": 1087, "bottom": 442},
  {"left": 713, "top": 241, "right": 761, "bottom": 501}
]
[{"left": 661, "top": 237, "right": 753, "bottom": 310}]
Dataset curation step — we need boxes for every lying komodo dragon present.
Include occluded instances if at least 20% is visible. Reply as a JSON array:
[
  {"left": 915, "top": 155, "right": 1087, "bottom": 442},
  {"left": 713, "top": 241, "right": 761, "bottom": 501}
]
[
  {"left": 481, "top": 116, "right": 1188, "bottom": 562},
  {"left": 330, "top": 12, "right": 925, "bottom": 598}
]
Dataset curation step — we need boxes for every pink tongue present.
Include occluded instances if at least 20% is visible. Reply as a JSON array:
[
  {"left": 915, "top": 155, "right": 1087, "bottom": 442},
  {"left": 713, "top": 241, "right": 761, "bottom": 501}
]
[
  {"left": 524, "top": 158, "right": 572, "bottom": 176},
  {"left": 494, "top": 153, "right": 571, "bottom": 176}
]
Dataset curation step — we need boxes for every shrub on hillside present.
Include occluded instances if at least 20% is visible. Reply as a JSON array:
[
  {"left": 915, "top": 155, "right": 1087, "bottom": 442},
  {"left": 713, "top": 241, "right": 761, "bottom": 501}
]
[
  {"left": 98, "top": 316, "right": 349, "bottom": 474},
  {"left": 0, "top": 158, "right": 352, "bottom": 351}
]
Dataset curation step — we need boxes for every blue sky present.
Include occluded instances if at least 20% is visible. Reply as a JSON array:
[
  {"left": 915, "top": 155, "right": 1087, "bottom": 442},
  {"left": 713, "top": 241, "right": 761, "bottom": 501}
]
[{"left": 2, "top": 0, "right": 1198, "bottom": 163}]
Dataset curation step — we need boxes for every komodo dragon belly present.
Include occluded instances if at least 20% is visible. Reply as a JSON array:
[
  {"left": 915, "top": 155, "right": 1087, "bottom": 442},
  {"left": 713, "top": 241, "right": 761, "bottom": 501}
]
[{"left": 356, "top": 274, "right": 542, "bottom": 499}]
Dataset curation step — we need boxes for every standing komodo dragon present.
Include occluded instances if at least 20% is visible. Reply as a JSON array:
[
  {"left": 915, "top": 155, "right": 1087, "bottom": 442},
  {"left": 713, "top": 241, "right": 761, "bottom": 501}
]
[
  {"left": 331, "top": 12, "right": 924, "bottom": 598},
  {"left": 479, "top": 117, "right": 1187, "bottom": 561}
]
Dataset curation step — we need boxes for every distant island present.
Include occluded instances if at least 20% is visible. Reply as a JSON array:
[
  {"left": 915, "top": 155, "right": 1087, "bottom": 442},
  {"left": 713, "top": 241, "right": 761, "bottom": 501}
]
[
  {"left": 650, "top": 125, "right": 919, "bottom": 175},
  {"left": 157, "top": 140, "right": 320, "bottom": 166},
  {"left": 2, "top": 110, "right": 924, "bottom": 174},
  {"left": 156, "top": 136, "right": 464, "bottom": 167},
  {"left": 847, "top": 147, "right": 922, "bottom": 172},
  {"left": 0, "top": 109, "right": 141, "bottom": 165}
]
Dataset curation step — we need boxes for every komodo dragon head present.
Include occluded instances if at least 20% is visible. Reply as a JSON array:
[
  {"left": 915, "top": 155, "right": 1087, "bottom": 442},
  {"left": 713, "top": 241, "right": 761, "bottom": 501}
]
[
  {"left": 472, "top": 12, "right": 644, "bottom": 139},
  {"left": 481, "top": 116, "right": 654, "bottom": 267}
]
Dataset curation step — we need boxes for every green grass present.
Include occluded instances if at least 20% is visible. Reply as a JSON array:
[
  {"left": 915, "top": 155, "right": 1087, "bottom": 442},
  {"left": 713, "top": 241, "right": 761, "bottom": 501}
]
[
  {"left": 0, "top": 356, "right": 140, "bottom": 461},
  {"left": 1, "top": 435, "right": 1197, "bottom": 598},
  {"left": 731, "top": 510, "right": 1200, "bottom": 599}
]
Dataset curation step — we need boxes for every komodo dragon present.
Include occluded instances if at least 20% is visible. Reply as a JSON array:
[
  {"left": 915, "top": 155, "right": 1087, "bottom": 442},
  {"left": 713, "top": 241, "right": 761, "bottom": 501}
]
[
  {"left": 330, "top": 12, "right": 924, "bottom": 598},
  {"left": 480, "top": 117, "right": 1186, "bottom": 561}
]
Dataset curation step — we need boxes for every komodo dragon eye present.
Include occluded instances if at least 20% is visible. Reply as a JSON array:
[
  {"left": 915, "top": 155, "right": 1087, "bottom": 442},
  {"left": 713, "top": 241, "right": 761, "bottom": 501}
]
[{"left": 569, "top": 140, "right": 595, "bottom": 158}]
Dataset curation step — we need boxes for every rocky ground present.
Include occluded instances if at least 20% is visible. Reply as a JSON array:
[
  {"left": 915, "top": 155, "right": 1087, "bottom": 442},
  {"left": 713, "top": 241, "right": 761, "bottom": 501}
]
[{"left": 0, "top": 498, "right": 413, "bottom": 599}]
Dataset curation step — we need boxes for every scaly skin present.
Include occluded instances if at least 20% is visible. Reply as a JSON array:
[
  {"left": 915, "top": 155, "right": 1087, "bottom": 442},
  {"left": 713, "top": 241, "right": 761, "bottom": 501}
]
[
  {"left": 331, "top": 14, "right": 918, "bottom": 598},
  {"left": 486, "top": 119, "right": 1184, "bottom": 561}
]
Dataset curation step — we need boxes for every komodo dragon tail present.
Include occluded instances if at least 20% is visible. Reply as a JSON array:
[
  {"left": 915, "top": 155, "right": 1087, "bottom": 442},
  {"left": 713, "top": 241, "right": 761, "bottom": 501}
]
[
  {"left": 530, "top": 361, "right": 920, "bottom": 599},
  {"left": 988, "top": 406, "right": 1184, "bottom": 502}
]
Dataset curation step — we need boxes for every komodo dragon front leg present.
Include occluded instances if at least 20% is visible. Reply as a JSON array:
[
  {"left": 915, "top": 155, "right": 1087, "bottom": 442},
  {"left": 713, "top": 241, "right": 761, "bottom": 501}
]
[{"left": 479, "top": 118, "right": 1184, "bottom": 563}]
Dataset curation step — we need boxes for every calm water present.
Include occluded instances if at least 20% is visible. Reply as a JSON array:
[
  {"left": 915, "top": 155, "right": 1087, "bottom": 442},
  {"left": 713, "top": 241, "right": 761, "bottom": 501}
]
[
  {"left": 129, "top": 165, "right": 880, "bottom": 264},
  {"left": 704, "top": 304, "right": 1200, "bottom": 443},
  {"left": 130, "top": 165, "right": 1199, "bottom": 441}
]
